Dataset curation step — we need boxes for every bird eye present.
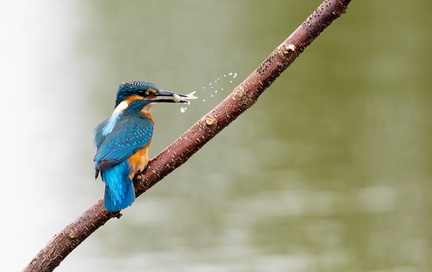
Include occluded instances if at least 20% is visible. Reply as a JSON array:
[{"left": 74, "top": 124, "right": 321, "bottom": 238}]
[{"left": 137, "top": 90, "right": 146, "bottom": 96}]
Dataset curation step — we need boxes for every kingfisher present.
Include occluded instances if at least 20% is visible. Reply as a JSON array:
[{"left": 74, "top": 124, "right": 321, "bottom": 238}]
[{"left": 93, "top": 81, "right": 196, "bottom": 212}]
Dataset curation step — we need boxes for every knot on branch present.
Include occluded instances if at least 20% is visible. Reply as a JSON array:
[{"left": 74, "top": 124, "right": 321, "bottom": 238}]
[
  {"left": 200, "top": 115, "right": 218, "bottom": 134},
  {"left": 277, "top": 44, "right": 297, "bottom": 61},
  {"left": 232, "top": 84, "right": 259, "bottom": 112},
  {"left": 205, "top": 116, "right": 215, "bottom": 126},
  {"left": 66, "top": 231, "right": 77, "bottom": 240}
]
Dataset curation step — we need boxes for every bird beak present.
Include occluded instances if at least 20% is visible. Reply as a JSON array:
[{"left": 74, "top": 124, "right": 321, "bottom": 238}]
[{"left": 145, "top": 90, "right": 198, "bottom": 104}]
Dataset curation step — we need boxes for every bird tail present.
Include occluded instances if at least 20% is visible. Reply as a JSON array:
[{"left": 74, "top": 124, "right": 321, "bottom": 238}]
[{"left": 100, "top": 160, "right": 136, "bottom": 212}]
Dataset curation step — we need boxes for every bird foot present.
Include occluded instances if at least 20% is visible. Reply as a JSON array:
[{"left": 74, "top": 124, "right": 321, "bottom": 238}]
[{"left": 133, "top": 171, "right": 144, "bottom": 182}]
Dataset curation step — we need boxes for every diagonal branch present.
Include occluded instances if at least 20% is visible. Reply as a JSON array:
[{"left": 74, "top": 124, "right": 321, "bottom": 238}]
[{"left": 23, "top": 1, "right": 352, "bottom": 271}]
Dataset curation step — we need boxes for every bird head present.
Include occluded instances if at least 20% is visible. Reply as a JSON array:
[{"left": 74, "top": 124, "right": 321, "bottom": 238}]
[{"left": 115, "top": 81, "right": 192, "bottom": 107}]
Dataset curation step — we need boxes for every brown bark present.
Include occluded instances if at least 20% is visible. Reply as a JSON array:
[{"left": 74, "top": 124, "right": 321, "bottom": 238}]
[{"left": 23, "top": 1, "right": 353, "bottom": 271}]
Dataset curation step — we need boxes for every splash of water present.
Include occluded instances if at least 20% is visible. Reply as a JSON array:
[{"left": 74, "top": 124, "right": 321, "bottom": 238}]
[{"left": 179, "top": 72, "right": 238, "bottom": 113}]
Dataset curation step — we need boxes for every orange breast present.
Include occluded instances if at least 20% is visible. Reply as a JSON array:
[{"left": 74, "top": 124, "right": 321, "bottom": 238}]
[{"left": 128, "top": 141, "right": 151, "bottom": 179}]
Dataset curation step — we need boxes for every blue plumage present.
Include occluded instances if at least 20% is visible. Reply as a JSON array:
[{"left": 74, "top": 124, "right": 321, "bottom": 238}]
[
  {"left": 102, "top": 160, "right": 135, "bottom": 211},
  {"left": 94, "top": 101, "right": 153, "bottom": 211},
  {"left": 93, "top": 81, "right": 191, "bottom": 212},
  {"left": 94, "top": 105, "right": 153, "bottom": 171}
]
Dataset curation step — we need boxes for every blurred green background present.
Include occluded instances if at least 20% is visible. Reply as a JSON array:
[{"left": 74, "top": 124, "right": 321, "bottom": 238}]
[{"left": 1, "top": 1, "right": 431, "bottom": 271}]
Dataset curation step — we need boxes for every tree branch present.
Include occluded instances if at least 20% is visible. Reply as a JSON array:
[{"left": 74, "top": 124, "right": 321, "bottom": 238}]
[{"left": 23, "top": 1, "right": 352, "bottom": 271}]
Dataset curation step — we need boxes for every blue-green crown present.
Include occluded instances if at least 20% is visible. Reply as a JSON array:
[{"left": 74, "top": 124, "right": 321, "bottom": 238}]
[{"left": 115, "top": 81, "right": 160, "bottom": 106}]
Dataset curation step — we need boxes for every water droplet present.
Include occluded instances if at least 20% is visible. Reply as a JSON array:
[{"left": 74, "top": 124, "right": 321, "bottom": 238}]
[
  {"left": 194, "top": 72, "right": 238, "bottom": 105},
  {"left": 180, "top": 107, "right": 187, "bottom": 113}
]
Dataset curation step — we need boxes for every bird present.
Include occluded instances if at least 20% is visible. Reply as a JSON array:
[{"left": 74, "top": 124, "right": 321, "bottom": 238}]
[{"left": 93, "top": 81, "right": 194, "bottom": 212}]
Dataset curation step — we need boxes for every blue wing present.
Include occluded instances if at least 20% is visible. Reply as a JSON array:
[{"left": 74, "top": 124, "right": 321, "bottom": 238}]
[{"left": 94, "top": 112, "right": 153, "bottom": 172}]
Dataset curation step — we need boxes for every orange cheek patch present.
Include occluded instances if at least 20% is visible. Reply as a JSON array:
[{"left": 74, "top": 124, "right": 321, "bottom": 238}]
[{"left": 124, "top": 95, "right": 143, "bottom": 104}]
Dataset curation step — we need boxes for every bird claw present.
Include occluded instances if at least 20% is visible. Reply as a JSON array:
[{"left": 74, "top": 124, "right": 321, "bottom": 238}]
[{"left": 133, "top": 171, "right": 144, "bottom": 182}]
